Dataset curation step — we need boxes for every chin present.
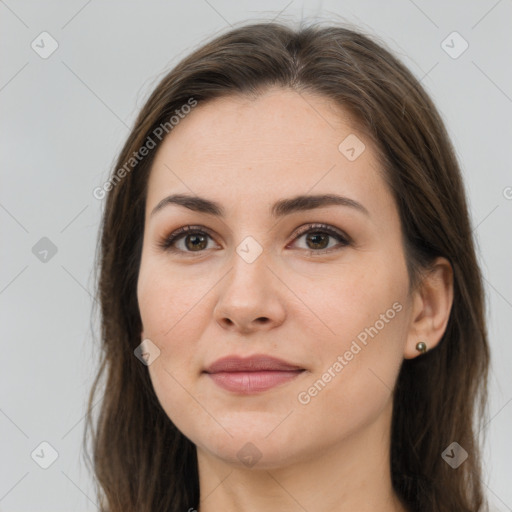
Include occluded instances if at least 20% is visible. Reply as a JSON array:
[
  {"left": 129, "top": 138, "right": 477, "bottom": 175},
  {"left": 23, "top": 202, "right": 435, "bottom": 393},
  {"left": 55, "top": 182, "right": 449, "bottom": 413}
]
[{"left": 191, "top": 418, "right": 315, "bottom": 471}]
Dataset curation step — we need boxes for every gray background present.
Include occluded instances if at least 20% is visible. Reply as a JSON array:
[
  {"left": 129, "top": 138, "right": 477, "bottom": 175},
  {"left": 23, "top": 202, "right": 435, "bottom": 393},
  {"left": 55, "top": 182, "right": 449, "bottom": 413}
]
[{"left": 1, "top": 1, "right": 511, "bottom": 510}]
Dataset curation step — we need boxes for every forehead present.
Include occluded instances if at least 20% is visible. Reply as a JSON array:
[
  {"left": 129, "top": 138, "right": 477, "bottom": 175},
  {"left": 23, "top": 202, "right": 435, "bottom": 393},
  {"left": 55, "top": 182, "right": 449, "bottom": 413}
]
[{"left": 145, "top": 88, "right": 390, "bottom": 219}]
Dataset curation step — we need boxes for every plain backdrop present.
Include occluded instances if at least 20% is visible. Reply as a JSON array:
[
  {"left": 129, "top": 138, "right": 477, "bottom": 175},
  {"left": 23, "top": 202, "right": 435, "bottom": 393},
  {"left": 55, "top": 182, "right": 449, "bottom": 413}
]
[{"left": 1, "top": 1, "right": 511, "bottom": 510}]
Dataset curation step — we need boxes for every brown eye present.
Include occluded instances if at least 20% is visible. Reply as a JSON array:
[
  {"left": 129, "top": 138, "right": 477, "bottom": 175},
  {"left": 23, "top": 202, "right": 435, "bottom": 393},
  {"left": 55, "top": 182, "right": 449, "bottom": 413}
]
[
  {"left": 183, "top": 233, "right": 208, "bottom": 251},
  {"left": 159, "top": 226, "right": 216, "bottom": 254},
  {"left": 304, "top": 232, "right": 331, "bottom": 250},
  {"left": 159, "top": 223, "right": 350, "bottom": 256},
  {"left": 290, "top": 223, "right": 350, "bottom": 253}
]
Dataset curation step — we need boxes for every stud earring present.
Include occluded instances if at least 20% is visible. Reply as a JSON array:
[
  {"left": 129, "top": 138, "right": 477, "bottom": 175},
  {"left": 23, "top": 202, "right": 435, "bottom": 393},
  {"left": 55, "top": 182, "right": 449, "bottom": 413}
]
[{"left": 416, "top": 341, "right": 427, "bottom": 354}]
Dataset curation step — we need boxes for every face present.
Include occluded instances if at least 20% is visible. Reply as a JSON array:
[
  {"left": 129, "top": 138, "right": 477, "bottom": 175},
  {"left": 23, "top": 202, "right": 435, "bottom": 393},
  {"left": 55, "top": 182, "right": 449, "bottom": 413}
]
[{"left": 136, "top": 88, "right": 414, "bottom": 469}]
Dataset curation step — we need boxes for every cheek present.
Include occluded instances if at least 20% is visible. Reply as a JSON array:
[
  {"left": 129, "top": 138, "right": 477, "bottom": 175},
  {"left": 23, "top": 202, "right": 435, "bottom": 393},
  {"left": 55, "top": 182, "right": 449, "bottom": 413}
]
[
  {"left": 290, "top": 254, "right": 407, "bottom": 349},
  {"left": 138, "top": 275, "right": 211, "bottom": 442},
  {"left": 292, "top": 307, "right": 407, "bottom": 451},
  {"left": 137, "top": 256, "right": 213, "bottom": 340},
  {"left": 292, "top": 262, "right": 408, "bottom": 419},
  {"left": 137, "top": 259, "right": 218, "bottom": 424}
]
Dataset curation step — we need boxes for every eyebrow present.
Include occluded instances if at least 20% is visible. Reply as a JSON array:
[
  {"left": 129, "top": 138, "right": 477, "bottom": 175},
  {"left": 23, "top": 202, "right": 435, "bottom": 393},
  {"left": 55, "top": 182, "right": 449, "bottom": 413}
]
[{"left": 150, "top": 193, "right": 370, "bottom": 219}]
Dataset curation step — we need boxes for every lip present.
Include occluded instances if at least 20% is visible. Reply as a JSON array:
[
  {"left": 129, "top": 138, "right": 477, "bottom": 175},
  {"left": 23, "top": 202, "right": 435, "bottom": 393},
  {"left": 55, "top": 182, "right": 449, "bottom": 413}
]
[
  {"left": 204, "top": 355, "right": 303, "bottom": 373},
  {"left": 203, "top": 355, "right": 305, "bottom": 394}
]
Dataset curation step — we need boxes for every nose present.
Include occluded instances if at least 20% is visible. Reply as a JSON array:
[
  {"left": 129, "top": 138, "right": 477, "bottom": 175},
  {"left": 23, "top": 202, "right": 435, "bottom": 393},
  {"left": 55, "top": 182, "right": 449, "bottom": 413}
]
[{"left": 213, "top": 250, "right": 286, "bottom": 335}]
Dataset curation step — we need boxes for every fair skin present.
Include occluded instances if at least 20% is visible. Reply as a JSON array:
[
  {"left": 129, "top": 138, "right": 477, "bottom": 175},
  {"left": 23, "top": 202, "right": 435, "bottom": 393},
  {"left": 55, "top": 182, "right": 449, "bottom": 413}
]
[{"left": 136, "top": 87, "right": 453, "bottom": 512}]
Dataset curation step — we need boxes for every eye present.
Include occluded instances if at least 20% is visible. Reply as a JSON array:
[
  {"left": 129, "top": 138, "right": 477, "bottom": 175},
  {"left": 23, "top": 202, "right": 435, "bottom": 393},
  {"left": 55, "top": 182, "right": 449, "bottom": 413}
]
[
  {"left": 158, "top": 223, "right": 350, "bottom": 255},
  {"left": 158, "top": 225, "right": 218, "bottom": 254},
  {"left": 288, "top": 223, "right": 350, "bottom": 254}
]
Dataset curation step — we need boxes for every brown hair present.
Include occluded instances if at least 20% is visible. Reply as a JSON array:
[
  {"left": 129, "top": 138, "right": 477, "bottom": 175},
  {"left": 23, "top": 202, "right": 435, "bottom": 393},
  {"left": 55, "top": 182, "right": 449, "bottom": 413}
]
[{"left": 84, "top": 20, "right": 490, "bottom": 512}]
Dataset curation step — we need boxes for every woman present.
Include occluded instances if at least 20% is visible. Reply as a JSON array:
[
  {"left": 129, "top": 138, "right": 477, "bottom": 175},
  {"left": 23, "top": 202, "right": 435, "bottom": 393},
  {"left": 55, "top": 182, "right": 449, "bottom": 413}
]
[{"left": 84, "top": 20, "right": 490, "bottom": 512}]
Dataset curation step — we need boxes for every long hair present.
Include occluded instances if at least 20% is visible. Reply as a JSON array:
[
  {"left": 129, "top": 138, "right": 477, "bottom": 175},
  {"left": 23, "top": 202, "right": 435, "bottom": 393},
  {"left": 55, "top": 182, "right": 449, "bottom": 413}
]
[{"left": 84, "top": 20, "right": 490, "bottom": 512}]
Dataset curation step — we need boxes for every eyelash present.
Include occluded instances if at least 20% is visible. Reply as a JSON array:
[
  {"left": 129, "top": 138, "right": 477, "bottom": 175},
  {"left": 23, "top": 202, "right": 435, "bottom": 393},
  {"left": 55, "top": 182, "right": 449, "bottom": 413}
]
[{"left": 157, "top": 223, "right": 351, "bottom": 256}]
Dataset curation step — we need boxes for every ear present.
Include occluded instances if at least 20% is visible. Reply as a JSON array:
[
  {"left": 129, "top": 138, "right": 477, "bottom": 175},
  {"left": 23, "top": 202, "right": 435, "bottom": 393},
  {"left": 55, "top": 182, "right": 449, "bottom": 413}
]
[{"left": 404, "top": 257, "right": 454, "bottom": 359}]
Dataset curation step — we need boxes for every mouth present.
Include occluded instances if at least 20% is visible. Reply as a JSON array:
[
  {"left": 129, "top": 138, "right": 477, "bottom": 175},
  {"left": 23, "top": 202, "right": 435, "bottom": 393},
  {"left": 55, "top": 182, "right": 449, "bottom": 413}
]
[{"left": 203, "top": 355, "right": 306, "bottom": 394}]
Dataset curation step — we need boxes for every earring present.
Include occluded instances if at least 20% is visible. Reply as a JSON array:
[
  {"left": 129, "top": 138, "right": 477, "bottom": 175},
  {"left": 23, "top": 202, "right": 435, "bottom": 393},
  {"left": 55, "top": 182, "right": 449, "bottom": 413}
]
[{"left": 416, "top": 341, "right": 427, "bottom": 354}]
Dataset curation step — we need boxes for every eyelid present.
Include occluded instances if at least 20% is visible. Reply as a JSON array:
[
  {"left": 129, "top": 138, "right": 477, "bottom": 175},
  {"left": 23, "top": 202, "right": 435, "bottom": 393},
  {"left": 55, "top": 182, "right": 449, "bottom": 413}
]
[
  {"left": 157, "top": 225, "right": 218, "bottom": 252},
  {"left": 286, "top": 223, "right": 351, "bottom": 254},
  {"left": 158, "top": 222, "right": 351, "bottom": 254},
  {"left": 290, "top": 222, "right": 351, "bottom": 245}
]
